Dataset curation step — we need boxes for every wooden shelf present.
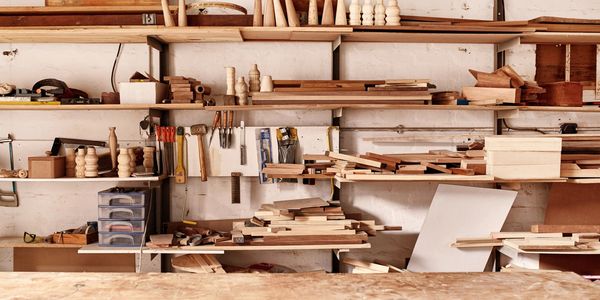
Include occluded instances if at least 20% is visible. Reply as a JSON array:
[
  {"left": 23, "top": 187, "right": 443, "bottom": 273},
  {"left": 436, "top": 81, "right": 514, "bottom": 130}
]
[
  {"left": 519, "top": 105, "right": 600, "bottom": 112},
  {"left": 78, "top": 243, "right": 371, "bottom": 254},
  {"left": 0, "top": 175, "right": 165, "bottom": 182},
  {"left": 337, "top": 175, "right": 567, "bottom": 183},
  {"left": 0, "top": 237, "right": 83, "bottom": 249},
  {"left": 0, "top": 103, "right": 205, "bottom": 111},
  {"left": 521, "top": 32, "right": 600, "bottom": 44},
  {"left": 205, "top": 104, "right": 514, "bottom": 111}
]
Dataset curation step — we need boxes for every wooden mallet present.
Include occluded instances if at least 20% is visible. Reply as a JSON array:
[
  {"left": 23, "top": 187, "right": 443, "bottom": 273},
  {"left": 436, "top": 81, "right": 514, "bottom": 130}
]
[{"left": 190, "top": 124, "right": 208, "bottom": 182}]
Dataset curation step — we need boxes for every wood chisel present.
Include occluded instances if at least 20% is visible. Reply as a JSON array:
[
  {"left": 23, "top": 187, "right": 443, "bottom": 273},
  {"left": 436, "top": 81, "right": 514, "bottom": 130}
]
[
  {"left": 208, "top": 111, "right": 220, "bottom": 147},
  {"left": 175, "top": 126, "right": 186, "bottom": 184},
  {"left": 227, "top": 110, "right": 234, "bottom": 149},
  {"left": 220, "top": 110, "right": 226, "bottom": 148},
  {"left": 240, "top": 121, "right": 246, "bottom": 165},
  {"left": 154, "top": 125, "right": 163, "bottom": 175}
]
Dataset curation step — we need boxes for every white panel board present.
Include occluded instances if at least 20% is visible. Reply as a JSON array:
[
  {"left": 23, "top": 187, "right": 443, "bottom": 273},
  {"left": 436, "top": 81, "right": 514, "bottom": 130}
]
[
  {"left": 407, "top": 184, "right": 517, "bottom": 272},
  {"left": 180, "top": 126, "right": 339, "bottom": 177}
]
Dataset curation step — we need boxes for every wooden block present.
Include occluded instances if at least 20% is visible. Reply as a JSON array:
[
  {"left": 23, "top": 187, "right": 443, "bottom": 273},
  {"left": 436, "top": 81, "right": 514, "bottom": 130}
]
[
  {"left": 265, "top": 163, "right": 305, "bottom": 169},
  {"left": 342, "top": 258, "right": 390, "bottom": 273},
  {"left": 231, "top": 231, "right": 245, "bottom": 244},
  {"left": 532, "top": 224, "right": 600, "bottom": 234},
  {"left": 462, "top": 87, "right": 521, "bottom": 103},
  {"left": 488, "top": 164, "right": 561, "bottom": 179},
  {"left": 149, "top": 234, "right": 174, "bottom": 246},
  {"left": 259, "top": 204, "right": 288, "bottom": 216},
  {"left": 460, "top": 159, "right": 486, "bottom": 175},
  {"left": 450, "top": 168, "right": 475, "bottom": 176},
  {"left": 272, "top": 198, "right": 329, "bottom": 210},
  {"left": 303, "top": 154, "right": 333, "bottom": 161},
  {"left": 475, "top": 72, "right": 512, "bottom": 88},
  {"left": 396, "top": 165, "right": 426, "bottom": 174},
  {"left": 484, "top": 137, "right": 562, "bottom": 152},
  {"left": 487, "top": 151, "right": 561, "bottom": 165},
  {"left": 465, "top": 150, "right": 485, "bottom": 158},
  {"left": 420, "top": 162, "right": 452, "bottom": 174},
  {"left": 261, "top": 168, "right": 304, "bottom": 175},
  {"left": 326, "top": 151, "right": 382, "bottom": 168}
]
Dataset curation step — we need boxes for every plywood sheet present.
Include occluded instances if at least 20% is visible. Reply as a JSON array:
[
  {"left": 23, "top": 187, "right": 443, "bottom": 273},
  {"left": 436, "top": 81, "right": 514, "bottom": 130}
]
[
  {"left": 407, "top": 185, "right": 517, "bottom": 272},
  {"left": 545, "top": 183, "right": 600, "bottom": 225},
  {"left": 14, "top": 248, "right": 134, "bottom": 272}
]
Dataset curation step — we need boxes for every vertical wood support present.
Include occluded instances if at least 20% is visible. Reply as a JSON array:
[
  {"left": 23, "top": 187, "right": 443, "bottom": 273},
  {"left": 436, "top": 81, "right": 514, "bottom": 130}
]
[
  {"left": 147, "top": 36, "right": 169, "bottom": 82},
  {"left": 332, "top": 36, "right": 341, "bottom": 80},
  {"left": 596, "top": 45, "right": 600, "bottom": 100},
  {"left": 565, "top": 44, "right": 571, "bottom": 82}
]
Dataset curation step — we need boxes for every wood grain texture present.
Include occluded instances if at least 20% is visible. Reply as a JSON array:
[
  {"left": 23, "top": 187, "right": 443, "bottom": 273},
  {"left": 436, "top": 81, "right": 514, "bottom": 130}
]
[{"left": 1, "top": 272, "right": 598, "bottom": 298}]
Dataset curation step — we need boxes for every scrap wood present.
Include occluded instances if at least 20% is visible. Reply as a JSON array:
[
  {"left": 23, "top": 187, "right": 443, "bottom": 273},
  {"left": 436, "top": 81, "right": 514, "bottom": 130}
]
[
  {"left": 326, "top": 151, "right": 383, "bottom": 168},
  {"left": 272, "top": 198, "right": 329, "bottom": 210},
  {"left": 397, "top": 165, "right": 426, "bottom": 174},
  {"left": 420, "top": 162, "right": 452, "bottom": 174},
  {"left": 171, "top": 254, "right": 225, "bottom": 274},
  {"left": 531, "top": 224, "right": 600, "bottom": 234},
  {"left": 342, "top": 258, "right": 391, "bottom": 273},
  {"left": 491, "top": 232, "right": 562, "bottom": 239}
]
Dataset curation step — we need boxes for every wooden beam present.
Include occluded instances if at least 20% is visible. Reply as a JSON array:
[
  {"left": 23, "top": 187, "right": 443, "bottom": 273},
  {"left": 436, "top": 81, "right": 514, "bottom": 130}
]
[
  {"left": 326, "top": 151, "right": 382, "bottom": 168},
  {"left": 565, "top": 44, "right": 571, "bottom": 82},
  {"left": 531, "top": 224, "right": 600, "bottom": 233}
]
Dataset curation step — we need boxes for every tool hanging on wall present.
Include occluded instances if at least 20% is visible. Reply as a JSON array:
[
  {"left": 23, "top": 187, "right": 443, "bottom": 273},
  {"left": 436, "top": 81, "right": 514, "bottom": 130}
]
[
  {"left": 190, "top": 124, "right": 208, "bottom": 182},
  {"left": 276, "top": 127, "right": 298, "bottom": 183},
  {"left": 208, "top": 111, "right": 220, "bottom": 147},
  {"left": 226, "top": 110, "right": 234, "bottom": 149},
  {"left": 219, "top": 110, "right": 226, "bottom": 148},
  {"left": 257, "top": 128, "right": 273, "bottom": 184},
  {"left": 231, "top": 172, "right": 241, "bottom": 204},
  {"left": 175, "top": 126, "right": 186, "bottom": 184},
  {"left": 240, "top": 121, "right": 247, "bottom": 165},
  {"left": 0, "top": 134, "right": 19, "bottom": 207}
]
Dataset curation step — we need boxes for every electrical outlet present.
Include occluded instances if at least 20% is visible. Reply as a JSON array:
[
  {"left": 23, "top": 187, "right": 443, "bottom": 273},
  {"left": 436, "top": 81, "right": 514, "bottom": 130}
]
[{"left": 143, "top": 13, "right": 156, "bottom": 25}]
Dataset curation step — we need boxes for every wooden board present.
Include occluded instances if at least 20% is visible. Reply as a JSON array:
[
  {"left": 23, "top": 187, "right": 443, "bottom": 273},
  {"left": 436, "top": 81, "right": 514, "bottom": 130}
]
[
  {"left": 532, "top": 224, "right": 600, "bottom": 234},
  {"left": 327, "top": 151, "right": 382, "bottom": 168},
  {"left": 272, "top": 198, "right": 329, "bottom": 210},
  {"left": 1, "top": 272, "right": 599, "bottom": 298},
  {"left": 487, "top": 151, "right": 561, "bottom": 165},
  {"left": 462, "top": 87, "right": 520, "bottom": 103},
  {"left": 545, "top": 183, "right": 600, "bottom": 225},
  {"left": 14, "top": 248, "right": 134, "bottom": 272},
  {"left": 484, "top": 137, "right": 562, "bottom": 152},
  {"left": 407, "top": 185, "right": 517, "bottom": 272}
]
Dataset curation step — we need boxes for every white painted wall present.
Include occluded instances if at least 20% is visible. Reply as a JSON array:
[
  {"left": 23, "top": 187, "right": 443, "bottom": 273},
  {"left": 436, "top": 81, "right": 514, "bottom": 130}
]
[{"left": 0, "top": 0, "right": 596, "bottom": 272}]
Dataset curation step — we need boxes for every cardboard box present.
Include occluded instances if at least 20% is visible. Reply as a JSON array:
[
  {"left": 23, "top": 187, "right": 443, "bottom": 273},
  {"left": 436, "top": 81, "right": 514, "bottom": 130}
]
[
  {"left": 119, "top": 82, "right": 168, "bottom": 104},
  {"left": 28, "top": 156, "right": 65, "bottom": 178}
]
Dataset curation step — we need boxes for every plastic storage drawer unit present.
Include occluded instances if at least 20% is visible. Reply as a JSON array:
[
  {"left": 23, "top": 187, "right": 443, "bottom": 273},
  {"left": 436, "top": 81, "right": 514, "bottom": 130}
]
[
  {"left": 98, "top": 206, "right": 146, "bottom": 220},
  {"left": 99, "top": 232, "right": 144, "bottom": 247},
  {"left": 98, "top": 188, "right": 150, "bottom": 206},
  {"left": 98, "top": 220, "right": 145, "bottom": 233}
]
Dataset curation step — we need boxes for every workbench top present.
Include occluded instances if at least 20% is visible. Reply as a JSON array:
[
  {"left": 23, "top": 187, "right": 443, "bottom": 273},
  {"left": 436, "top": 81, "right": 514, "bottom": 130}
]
[{"left": 0, "top": 271, "right": 598, "bottom": 299}]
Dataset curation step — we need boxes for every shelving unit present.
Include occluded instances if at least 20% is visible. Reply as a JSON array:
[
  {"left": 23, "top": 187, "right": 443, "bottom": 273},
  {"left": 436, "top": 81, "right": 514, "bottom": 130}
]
[{"left": 1, "top": 17, "right": 598, "bottom": 275}]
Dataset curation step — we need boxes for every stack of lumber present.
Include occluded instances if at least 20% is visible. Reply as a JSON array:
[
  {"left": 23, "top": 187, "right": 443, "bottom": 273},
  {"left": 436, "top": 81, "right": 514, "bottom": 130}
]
[
  {"left": 463, "top": 66, "right": 545, "bottom": 105},
  {"left": 484, "top": 137, "right": 562, "bottom": 180},
  {"left": 171, "top": 254, "right": 225, "bottom": 274},
  {"left": 252, "top": 80, "right": 434, "bottom": 105},
  {"left": 341, "top": 258, "right": 404, "bottom": 273},
  {"left": 557, "top": 135, "right": 600, "bottom": 180},
  {"left": 260, "top": 163, "right": 306, "bottom": 176},
  {"left": 164, "top": 76, "right": 200, "bottom": 104},
  {"left": 322, "top": 150, "right": 486, "bottom": 179},
  {"left": 453, "top": 225, "right": 600, "bottom": 252},
  {"left": 217, "top": 198, "right": 400, "bottom": 246}
]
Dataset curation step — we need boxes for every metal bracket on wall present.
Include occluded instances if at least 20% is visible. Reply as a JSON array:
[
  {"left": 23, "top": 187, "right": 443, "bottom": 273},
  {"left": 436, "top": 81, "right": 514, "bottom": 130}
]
[{"left": 146, "top": 36, "right": 169, "bottom": 83}]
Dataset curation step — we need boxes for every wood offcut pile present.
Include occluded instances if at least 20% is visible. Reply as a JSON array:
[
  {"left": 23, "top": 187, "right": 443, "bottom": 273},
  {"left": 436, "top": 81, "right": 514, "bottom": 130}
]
[
  {"left": 453, "top": 224, "right": 600, "bottom": 252},
  {"left": 559, "top": 135, "right": 600, "bottom": 180},
  {"left": 217, "top": 198, "right": 401, "bottom": 246},
  {"left": 263, "top": 150, "right": 487, "bottom": 180},
  {"left": 462, "top": 66, "right": 545, "bottom": 105},
  {"left": 171, "top": 254, "right": 225, "bottom": 274},
  {"left": 164, "top": 76, "right": 210, "bottom": 104},
  {"left": 252, "top": 79, "right": 434, "bottom": 105}
]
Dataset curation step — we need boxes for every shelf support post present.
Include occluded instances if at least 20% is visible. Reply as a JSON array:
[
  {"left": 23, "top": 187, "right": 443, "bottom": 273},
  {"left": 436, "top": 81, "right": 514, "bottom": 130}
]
[{"left": 147, "top": 36, "right": 169, "bottom": 82}]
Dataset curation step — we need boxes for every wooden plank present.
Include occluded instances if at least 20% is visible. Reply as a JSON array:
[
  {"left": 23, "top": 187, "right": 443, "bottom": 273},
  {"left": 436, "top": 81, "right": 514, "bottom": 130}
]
[
  {"left": 532, "top": 224, "right": 600, "bottom": 234},
  {"left": 420, "top": 162, "right": 452, "bottom": 174},
  {"left": 491, "top": 232, "right": 563, "bottom": 239},
  {"left": 487, "top": 151, "right": 561, "bottom": 165},
  {"left": 344, "top": 174, "right": 495, "bottom": 181},
  {"left": 462, "top": 87, "right": 520, "bottom": 103},
  {"left": 342, "top": 258, "right": 390, "bottom": 273},
  {"left": 450, "top": 168, "right": 475, "bottom": 176},
  {"left": 326, "top": 151, "right": 382, "bottom": 168},
  {"left": 488, "top": 164, "right": 561, "bottom": 180},
  {"left": 272, "top": 198, "right": 329, "bottom": 210},
  {"left": 484, "top": 137, "right": 562, "bottom": 152},
  {"left": 261, "top": 168, "right": 305, "bottom": 175}
]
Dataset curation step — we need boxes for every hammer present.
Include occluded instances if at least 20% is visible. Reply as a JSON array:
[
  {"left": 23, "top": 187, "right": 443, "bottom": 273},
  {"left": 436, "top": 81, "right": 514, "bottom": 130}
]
[{"left": 190, "top": 124, "right": 208, "bottom": 182}]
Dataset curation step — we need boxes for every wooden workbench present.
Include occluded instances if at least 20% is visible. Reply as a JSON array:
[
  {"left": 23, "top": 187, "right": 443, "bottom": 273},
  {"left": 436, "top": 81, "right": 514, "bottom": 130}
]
[{"left": 1, "top": 272, "right": 598, "bottom": 299}]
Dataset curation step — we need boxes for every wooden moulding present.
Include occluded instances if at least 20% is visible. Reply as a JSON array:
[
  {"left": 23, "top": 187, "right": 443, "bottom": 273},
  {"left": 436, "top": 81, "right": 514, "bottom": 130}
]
[
  {"left": 532, "top": 224, "right": 600, "bottom": 234},
  {"left": 327, "top": 151, "right": 382, "bottom": 168}
]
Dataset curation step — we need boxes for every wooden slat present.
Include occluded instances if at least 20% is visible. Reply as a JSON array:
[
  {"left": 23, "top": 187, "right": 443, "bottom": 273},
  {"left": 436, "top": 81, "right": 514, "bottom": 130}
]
[{"left": 532, "top": 224, "right": 600, "bottom": 233}]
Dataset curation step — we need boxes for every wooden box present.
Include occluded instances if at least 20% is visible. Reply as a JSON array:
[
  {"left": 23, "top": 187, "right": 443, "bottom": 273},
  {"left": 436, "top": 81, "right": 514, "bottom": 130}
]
[
  {"left": 52, "top": 232, "right": 99, "bottom": 245},
  {"left": 540, "top": 82, "right": 583, "bottom": 107},
  {"left": 28, "top": 156, "right": 65, "bottom": 178}
]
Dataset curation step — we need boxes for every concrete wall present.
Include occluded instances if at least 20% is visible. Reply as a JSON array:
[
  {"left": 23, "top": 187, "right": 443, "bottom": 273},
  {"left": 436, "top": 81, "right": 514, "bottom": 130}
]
[{"left": 0, "top": 0, "right": 596, "bottom": 271}]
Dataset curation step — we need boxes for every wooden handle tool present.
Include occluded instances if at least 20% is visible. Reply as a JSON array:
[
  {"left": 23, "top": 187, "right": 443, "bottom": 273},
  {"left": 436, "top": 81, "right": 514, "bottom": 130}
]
[
  {"left": 161, "top": 0, "right": 175, "bottom": 27},
  {"left": 175, "top": 126, "right": 186, "bottom": 184},
  {"left": 209, "top": 111, "right": 220, "bottom": 147},
  {"left": 178, "top": 0, "right": 187, "bottom": 26},
  {"left": 227, "top": 110, "right": 234, "bottom": 149},
  {"left": 190, "top": 124, "right": 208, "bottom": 182}
]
